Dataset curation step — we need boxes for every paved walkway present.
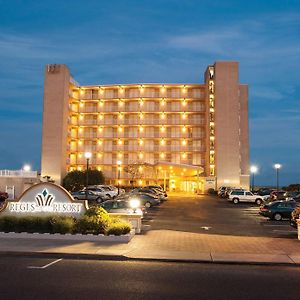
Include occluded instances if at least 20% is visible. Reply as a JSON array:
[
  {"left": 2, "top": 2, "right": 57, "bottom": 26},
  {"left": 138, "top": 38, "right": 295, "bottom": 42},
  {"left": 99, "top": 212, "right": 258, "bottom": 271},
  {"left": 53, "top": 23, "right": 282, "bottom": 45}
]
[{"left": 1, "top": 229, "right": 300, "bottom": 265}]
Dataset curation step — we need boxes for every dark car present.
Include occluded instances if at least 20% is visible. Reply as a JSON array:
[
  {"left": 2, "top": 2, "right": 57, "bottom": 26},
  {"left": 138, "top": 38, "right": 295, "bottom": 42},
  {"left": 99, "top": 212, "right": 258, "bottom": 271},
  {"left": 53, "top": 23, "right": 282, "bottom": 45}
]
[
  {"left": 128, "top": 193, "right": 161, "bottom": 208},
  {"left": 290, "top": 205, "right": 300, "bottom": 228},
  {"left": 0, "top": 192, "right": 8, "bottom": 202},
  {"left": 256, "top": 188, "right": 274, "bottom": 196},
  {"left": 259, "top": 200, "right": 298, "bottom": 221},
  {"left": 130, "top": 188, "right": 166, "bottom": 201},
  {"left": 270, "top": 190, "right": 286, "bottom": 201},
  {"left": 71, "top": 190, "right": 105, "bottom": 203}
]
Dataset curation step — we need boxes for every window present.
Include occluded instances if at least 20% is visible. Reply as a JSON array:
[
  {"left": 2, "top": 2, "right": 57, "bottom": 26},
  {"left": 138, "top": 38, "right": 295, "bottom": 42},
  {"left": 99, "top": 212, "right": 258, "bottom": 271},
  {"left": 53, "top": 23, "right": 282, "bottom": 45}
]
[{"left": 246, "top": 192, "right": 252, "bottom": 196}]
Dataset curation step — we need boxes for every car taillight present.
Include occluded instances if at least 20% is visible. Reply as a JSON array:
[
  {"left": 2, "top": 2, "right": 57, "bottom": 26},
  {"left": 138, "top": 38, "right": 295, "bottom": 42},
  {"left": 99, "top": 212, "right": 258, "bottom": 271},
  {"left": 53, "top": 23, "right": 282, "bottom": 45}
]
[{"left": 260, "top": 208, "right": 269, "bottom": 212}]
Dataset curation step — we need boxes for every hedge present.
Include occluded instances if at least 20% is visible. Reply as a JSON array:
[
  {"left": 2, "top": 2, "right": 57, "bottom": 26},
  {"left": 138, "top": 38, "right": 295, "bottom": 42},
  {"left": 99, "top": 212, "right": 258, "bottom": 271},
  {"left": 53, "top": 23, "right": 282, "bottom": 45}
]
[{"left": 0, "top": 206, "right": 132, "bottom": 236}]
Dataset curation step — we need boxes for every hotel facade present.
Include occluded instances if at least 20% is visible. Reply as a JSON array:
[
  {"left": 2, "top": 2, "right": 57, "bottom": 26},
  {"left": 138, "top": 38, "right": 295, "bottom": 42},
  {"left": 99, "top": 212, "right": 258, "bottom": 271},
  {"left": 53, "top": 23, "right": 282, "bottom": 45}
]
[{"left": 41, "top": 62, "right": 249, "bottom": 193}]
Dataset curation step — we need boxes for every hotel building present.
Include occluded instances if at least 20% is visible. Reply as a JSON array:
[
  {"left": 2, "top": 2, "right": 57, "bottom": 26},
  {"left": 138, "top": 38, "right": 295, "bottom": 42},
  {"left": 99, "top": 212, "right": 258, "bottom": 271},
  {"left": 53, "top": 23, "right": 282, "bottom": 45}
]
[{"left": 41, "top": 62, "right": 249, "bottom": 192}]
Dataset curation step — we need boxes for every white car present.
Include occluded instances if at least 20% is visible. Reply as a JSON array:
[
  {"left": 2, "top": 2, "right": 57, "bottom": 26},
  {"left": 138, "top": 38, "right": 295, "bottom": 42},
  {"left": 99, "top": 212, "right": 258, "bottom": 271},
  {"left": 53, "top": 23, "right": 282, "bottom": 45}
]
[{"left": 228, "top": 190, "right": 264, "bottom": 205}]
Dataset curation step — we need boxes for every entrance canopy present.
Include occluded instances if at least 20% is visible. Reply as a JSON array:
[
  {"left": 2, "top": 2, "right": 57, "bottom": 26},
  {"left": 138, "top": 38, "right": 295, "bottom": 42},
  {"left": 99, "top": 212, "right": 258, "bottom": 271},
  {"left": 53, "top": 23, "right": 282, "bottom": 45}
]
[{"left": 154, "top": 161, "right": 204, "bottom": 177}]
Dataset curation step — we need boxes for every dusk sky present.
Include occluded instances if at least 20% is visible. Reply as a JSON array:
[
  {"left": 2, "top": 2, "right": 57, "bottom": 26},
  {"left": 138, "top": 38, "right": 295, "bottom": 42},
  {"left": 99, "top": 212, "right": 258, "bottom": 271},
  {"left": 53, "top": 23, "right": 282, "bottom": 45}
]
[{"left": 0, "top": 0, "right": 299, "bottom": 186}]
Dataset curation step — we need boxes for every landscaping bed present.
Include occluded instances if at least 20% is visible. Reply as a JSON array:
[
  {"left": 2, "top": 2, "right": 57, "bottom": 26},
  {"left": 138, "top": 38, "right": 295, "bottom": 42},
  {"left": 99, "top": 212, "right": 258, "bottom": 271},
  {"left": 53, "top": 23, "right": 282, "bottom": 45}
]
[{"left": 0, "top": 207, "right": 133, "bottom": 242}]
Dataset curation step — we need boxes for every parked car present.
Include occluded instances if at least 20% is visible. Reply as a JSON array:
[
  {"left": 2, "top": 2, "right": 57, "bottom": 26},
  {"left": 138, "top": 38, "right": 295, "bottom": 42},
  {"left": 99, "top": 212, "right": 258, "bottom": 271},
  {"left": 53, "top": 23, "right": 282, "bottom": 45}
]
[
  {"left": 270, "top": 190, "right": 286, "bottom": 201},
  {"left": 130, "top": 188, "right": 166, "bottom": 201},
  {"left": 284, "top": 191, "right": 300, "bottom": 200},
  {"left": 260, "top": 200, "right": 298, "bottom": 221},
  {"left": 71, "top": 190, "right": 105, "bottom": 203},
  {"left": 100, "top": 199, "right": 144, "bottom": 217},
  {"left": 84, "top": 187, "right": 111, "bottom": 200},
  {"left": 256, "top": 188, "right": 274, "bottom": 197},
  {"left": 228, "top": 190, "right": 264, "bottom": 205},
  {"left": 218, "top": 186, "right": 228, "bottom": 197},
  {"left": 0, "top": 191, "right": 8, "bottom": 202},
  {"left": 144, "top": 185, "right": 168, "bottom": 197},
  {"left": 128, "top": 193, "right": 161, "bottom": 208},
  {"left": 290, "top": 205, "right": 300, "bottom": 228}
]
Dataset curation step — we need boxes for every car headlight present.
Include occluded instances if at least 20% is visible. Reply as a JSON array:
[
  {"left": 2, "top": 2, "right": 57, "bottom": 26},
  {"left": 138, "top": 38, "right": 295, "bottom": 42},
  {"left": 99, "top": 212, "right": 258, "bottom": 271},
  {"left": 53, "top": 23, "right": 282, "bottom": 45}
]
[{"left": 129, "top": 199, "right": 140, "bottom": 210}]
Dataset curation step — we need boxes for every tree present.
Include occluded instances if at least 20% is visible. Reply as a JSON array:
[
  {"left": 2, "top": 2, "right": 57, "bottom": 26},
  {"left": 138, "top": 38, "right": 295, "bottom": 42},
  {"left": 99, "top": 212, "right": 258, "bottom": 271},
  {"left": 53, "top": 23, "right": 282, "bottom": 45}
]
[{"left": 62, "top": 170, "right": 105, "bottom": 192}]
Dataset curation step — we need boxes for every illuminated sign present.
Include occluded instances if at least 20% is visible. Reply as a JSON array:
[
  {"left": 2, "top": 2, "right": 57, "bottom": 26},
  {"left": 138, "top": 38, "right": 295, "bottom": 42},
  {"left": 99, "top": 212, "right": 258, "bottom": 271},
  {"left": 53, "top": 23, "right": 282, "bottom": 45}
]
[{"left": 0, "top": 183, "right": 88, "bottom": 218}]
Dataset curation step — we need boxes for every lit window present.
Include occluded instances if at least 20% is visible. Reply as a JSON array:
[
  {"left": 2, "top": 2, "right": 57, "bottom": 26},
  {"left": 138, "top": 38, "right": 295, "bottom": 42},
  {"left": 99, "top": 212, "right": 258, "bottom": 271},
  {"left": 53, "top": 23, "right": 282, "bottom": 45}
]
[
  {"left": 97, "top": 166, "right": 102, "bottom": 171},
  {"left": 79, "top": 114, "right": 83, "bottom": 120},
  {"left": 79, "top": 127, "right": 83, "bottom": 132},
  {"left": 182, "top": 112, "right": 187, "bottom": 120},
  {"left": 78, "top": 166, "right": 82, "bottom": 171},
  {"left": 119, "top": 99, "right": 124, "bottom": 107},
  {"left": 99, "top": 113, "right": 104, "bottom": 120},
  {"left": 97, "top": 153, "right": 102, "bottom": 158},
  {"left": 161, "top": 98, "right": 165, "bottom": 106},
  {"left": 210, "top": 108, "right": 214, "bottom": 112},
  {"left": 118, "top": 112, "right": 123, "bottom": 119},
  {"left": 161, "top": 85, "right": 166, "bottom": 93},
  {"left": 210, "top": 136, "right": 215, "bottom": 140},
  {"left": 99, "top": 100, "right": 104, "bottom": 107},
  {"left": 139, "top": 112, "right": 144, "bottom": 119},
  {"left": 139, "top": 125, "right": 144, "bottom": 132},
  {"left": 182, "top": 126, "right": 187, "bottom": 133},
  {"left": 139, "top": 152, "right": 144, "bottom": 159},
  {"left": 182, "top": 139, "right": 187, "bottom": 146},
  {"left": 79, "top": 89, "right": 84, "bottom": 96},
  {"left": 98, "top": 126, "right": 103, "bottom": 132},
  {"left": 139, "top": 166, "right": 143, "bottom": 172},
  {"left": 160, "top": 126, "right": 165, "bottom": 132},
  {"left": 98, "top": 140, "right": 103, "bottom": 145},
  {"left": 182, "top": 99, "right": 187, "bottom": 106},
  {"left": 118, "top": 152, "right": 123, "bottom": 158},
  {"left": 182, "top": 153, "right": 187, "bottom": 159},
  {"left": 78, "top": 140, "right": 83, "bottom": 145},
  {"left": 118, "top": 126, "right": 123, "bottom": 132},
  {"left": 140, "top": 85, "right": 144, "bottom": 93},
  {"left": 160, "top": 153, "right": 165, "bottom": 159},
  {"left": 161, "top": 112, "right": 165, "bottom": 119},
  {"left": 99, "top": 87, "right": 104, "bottom": 95},
  {"left": 119, "top": 86, "right": 124, "bottom": 94},
  {"left": 78, "top": 153, "right": 82, "bottom": 158},
  {"left": 118, "top": 139, "right": 123, "bottom": 145},
  {"left": 182, "top": 85, "right": 187, "bottom": 93},
  {"left": 79, "top": 101, "right": 84, "bottom": 108},
  {"left": 140, "top": 98, "right": 144, "bottom": 106},
  {"left": 139, "top": 180, "right": 143, "bottom": 186},
  {"left": 139, "top": 139, "right": 143, "bottom": 145},
  {"left": 160, "top": 139, "right": 165, "bottom": 145}
]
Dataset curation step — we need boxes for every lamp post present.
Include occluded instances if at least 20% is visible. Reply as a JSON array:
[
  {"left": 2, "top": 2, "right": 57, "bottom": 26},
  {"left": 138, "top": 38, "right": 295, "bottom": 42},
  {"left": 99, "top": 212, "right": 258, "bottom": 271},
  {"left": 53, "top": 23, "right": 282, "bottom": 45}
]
[
  {"left": 274, "top": 164, "right": 281, "bottom": 197},
  {"left": 117, "top": 160, "right": 122, "bottom": 196},
  {"left": 85, "top": 152, "right": 92, "bottom": 200},
  {"left": 23, "top": 164, "right": 31, "bottom": 172},
  {"left": 250, "top": 165, "right": 258, "bottom": 193}
]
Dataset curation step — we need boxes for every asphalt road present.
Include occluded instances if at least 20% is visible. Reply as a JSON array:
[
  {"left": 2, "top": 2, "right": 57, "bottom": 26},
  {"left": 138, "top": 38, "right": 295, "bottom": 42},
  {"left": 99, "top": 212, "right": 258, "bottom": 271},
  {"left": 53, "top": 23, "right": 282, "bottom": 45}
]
[
  {"left": 142, "top": 195, "right": 297, "bottom": 238},
  {"left": 0, "top": 256, "right": 299, "bottom": 300}
]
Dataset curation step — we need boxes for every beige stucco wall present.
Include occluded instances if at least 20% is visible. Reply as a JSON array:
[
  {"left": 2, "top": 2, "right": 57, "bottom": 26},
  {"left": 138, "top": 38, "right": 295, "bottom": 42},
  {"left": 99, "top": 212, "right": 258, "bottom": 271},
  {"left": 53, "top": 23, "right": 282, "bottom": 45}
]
[
  {"left": 41, "top": 65, "right": 70, "bottom": 183},
  {"left": 214, "top": 62, "right": 241, "bottom": 188}
]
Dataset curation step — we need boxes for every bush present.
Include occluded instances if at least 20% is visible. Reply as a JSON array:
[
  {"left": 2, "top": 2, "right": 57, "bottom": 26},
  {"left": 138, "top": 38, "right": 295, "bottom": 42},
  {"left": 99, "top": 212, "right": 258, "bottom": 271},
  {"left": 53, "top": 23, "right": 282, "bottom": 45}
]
[
  {"left": 50, "top": 216, "right": 75, "bottom": 234},
  {"left": 207, "top": 188, "right": 217, "bottom": 195},
  {"left": 106, "top": 220, "right": 132, "bottom": 236},
  {"left": 75, "top": 206, "right": 111, "bottom": 234},
  {"left": 0, "top": 216, "right": 19, "bottom": 232}
]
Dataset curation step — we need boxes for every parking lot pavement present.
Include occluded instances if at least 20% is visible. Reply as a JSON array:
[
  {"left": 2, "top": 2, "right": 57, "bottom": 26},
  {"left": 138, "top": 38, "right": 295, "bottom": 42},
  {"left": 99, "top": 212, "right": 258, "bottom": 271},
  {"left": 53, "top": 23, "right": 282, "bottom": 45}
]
[{"left": 142, "top": 195, "right": 297, "bottom": 238}]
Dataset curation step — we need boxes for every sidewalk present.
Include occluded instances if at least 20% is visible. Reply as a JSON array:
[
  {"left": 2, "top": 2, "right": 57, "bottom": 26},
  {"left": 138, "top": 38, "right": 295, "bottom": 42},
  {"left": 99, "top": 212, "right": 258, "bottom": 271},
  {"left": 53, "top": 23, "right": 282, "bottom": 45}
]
[{"left": 1, "top": 229, "right": 300, "bottom": 265}]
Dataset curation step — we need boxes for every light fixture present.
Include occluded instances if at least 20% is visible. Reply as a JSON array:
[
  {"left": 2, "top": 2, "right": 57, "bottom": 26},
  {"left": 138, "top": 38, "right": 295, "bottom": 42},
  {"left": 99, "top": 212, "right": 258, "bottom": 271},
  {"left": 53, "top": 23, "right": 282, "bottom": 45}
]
[
  {"left": 139, "top": 152, "right": 144, "bottom": 159},
  {"left": 84, "top": 152, "right": 92, "bottom": 159},
  {"left": 182, "top": 153, "right": 187, "bottom": 159},
  {"left": 119, "top": 86, "right": 124, "bottom": 94},
  {"left": 139, "top": 125, "right": 144, "bottom": 132},
  {"left": 79, "top": 101, "right": 84, "bottom": 107},
  {"left": 161, "top": 98, "right": 165, "bottom": 106},
  {"left": 139, "top": 112, "right": 144, "bottom": 119},
  {"left": 99, "top": 100, "right": 104, "bottom": 107},
  {"left": 118, "top": 126, "right": 123, "bottom": 132},
  {"left": 98, "top": 126, "right": 103, "bottom": 132},
  {"left": 250, "top": 166, "right": 258, "bottom": 173},
  {"left": 160, "top": 139, "right": 165, "bottom": 145},
  {"left": 118, "top": 139, "right": 123, "bottom": 145},
  {"left": 161, "top": 85, "right": 165, "bottom": 93},
  {"left": 23, "top": 164, "right": 31, "bottom": 172},
  {"left": 182, "top": 126, "right": 187, "bottom": 133},
  {"left": 79, "top": 114, "right": 83, "bottom": 120},
  {"left": 99, "top": 87, "right": 104, "bottom": 95},
  {"left": 99, "top": 113, "right": 104, "bottom": 120},
  {"left": 182, "top": 112, "right": 187, "bottom": 119},
  {"left": 140, "top": 85, "right": 144, "bottom": 93},
  {"left": 274, "top": 163, "right": 281, "bottom": 169},
  {"left": 118, "top": 152, "right": 123, "bottom": 158},
  {"left": 161, "top": 112, "right": 165, "bottom": 119},
  {"left": 118, "top": 99, "right": 124, "bottom": 106},
  {"left": 139, "top": 139, "right": 143, "bottom": 145},
  {"left": 140, "top": 98, "right": 144, "bottom": 106},
  {"left": 160, "top": 153, "right": 165, "bottom": 159},
  {"left": 98, "top": 140, "right": 103, "bottom": 145},
  {"left": 161, "top": 126, "right": 165, "bottom": 132},
  {"left": 182, "top": 139, "right": 187, "bottom": 146},
  {"left": 182, "top": 99, "right": 187, "bottom": 106}
]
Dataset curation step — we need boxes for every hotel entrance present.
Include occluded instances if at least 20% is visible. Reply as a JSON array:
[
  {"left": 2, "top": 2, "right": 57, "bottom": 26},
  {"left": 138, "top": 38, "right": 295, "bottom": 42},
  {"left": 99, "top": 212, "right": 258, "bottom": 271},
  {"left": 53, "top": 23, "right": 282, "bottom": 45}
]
[{"left": 155, "top": 162, "right": 204, "bottom": 194}]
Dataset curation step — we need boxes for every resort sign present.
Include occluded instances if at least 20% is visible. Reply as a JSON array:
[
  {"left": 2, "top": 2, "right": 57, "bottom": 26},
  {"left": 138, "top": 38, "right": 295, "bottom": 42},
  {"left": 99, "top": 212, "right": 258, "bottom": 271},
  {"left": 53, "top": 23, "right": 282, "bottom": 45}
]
[{"left": 0, "top": 182, "right": 88, "bottom": 218}]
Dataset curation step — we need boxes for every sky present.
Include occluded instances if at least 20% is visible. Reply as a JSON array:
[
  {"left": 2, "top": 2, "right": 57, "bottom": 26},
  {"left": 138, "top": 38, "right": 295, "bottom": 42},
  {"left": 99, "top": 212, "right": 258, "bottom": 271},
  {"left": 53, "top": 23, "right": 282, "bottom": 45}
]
[{"left": 0, "top": 0, "right": 299, "bottom": 186}]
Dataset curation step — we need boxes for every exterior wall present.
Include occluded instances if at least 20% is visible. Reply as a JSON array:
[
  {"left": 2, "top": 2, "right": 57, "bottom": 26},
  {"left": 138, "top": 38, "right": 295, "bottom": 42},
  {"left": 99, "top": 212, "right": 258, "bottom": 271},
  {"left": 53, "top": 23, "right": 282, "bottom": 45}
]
[
  {"left": 214, "top": 62, "right": 243, "bottom": 188},
  {"left": 41, "top": 65, "right": 71, "bottom": 183},
  {"left": 239, "top": 84, "right": 250, "bottom": 189}
]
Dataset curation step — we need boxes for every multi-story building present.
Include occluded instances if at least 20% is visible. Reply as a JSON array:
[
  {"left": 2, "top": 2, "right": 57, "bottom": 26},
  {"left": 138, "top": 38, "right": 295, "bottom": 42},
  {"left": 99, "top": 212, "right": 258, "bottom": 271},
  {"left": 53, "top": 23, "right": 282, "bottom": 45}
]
[{"left": 41, "top": 61, "right": 249, "bottom": 192}]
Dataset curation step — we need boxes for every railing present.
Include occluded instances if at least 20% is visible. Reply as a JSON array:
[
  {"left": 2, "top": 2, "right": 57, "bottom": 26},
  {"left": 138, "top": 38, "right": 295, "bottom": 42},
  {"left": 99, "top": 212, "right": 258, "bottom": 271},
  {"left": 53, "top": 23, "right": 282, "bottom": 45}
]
[{"left": 0, "top": 170, "right": 38, "bottom": 178}]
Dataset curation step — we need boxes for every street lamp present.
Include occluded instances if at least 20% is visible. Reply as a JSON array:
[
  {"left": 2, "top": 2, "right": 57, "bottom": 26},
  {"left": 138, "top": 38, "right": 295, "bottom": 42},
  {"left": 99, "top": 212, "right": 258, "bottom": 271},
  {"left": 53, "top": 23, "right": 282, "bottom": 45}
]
[
  {"left": 274, "top": 164, "right": 281, "bottom": 196},
  {"left": 250, "top": 165, "right": 258, "bottom": 192},
  {"left": 85, "top": 152, "right": 92, "bottom": 200},
  {"left": 117, "top": 160, "right": 122, "bottom": 196},
  {"left": 23, "top": 164, "right": 31, "bottom": 172}
]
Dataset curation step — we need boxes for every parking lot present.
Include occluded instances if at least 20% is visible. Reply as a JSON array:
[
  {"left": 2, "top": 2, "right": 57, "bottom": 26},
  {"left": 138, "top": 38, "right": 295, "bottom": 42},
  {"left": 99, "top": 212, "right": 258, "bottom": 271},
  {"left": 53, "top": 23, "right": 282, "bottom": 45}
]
[{"left": 142, "top": 194, "right": 297, "bottom": 238}]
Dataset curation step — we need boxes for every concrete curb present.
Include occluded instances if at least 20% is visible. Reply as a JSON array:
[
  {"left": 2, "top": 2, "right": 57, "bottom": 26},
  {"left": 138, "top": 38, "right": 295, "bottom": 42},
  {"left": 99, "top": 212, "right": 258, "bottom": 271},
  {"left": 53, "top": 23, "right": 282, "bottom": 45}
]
[{"left": 1, "top": 250, "right": 300, "bottom": 267}]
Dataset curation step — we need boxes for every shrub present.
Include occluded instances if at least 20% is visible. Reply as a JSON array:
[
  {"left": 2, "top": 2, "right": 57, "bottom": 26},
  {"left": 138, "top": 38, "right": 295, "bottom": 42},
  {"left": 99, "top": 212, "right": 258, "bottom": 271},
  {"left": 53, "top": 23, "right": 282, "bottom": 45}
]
[
  {"left": 106, "top": 219, "right": 132, "bottom": 236},
  {"left": 0, "top": 216, "right": 19, "bottom": 232},
  {"left": 50, "top": 216, "right": 75, "bottom": 234}
]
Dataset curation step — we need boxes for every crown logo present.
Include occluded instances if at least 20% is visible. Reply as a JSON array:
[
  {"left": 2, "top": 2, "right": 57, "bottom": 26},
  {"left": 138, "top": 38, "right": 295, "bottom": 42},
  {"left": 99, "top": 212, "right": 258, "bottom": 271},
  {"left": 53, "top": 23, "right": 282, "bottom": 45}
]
[{"left": 35, "top": 189, "right": 55, "bottom": 207}]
